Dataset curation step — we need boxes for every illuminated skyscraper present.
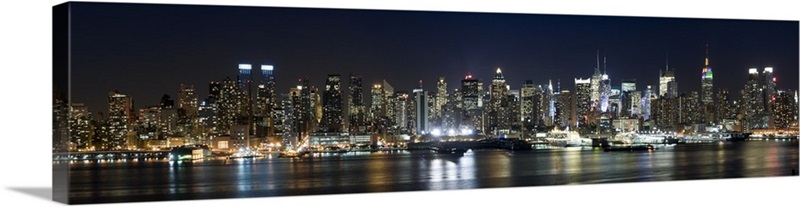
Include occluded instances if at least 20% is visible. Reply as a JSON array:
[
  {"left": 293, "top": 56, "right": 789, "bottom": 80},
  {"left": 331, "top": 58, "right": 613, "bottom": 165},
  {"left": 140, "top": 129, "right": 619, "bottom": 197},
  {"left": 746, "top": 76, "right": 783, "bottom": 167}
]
[
  {"left": 461, "top": 74, "right": 480, "bottom": 110},
  {"left": 590, "top": 52, "right": 602, "bottom": 108},
  {"left": 701, "top": 46, "right": 714, "bottom": 105},
  {"left": 642, "top": 85, "right": 654, "bottom": 120},
  {"left": 69, "top": 103, "right": 92, "bottom": 150},
  {"left": 489, "top": 68, "right": 510, "bottom": 134},
  {"left": 321, "top": 75, "right": 343, "bottom": 132},
  {"left": 370, "top": 83, "right": 384, "bottom": 121},
  {"left": 108, "top": 91, "right": 133, "bottom": 150},
  {"left": 744, "top": 68, "right": 768, "bottom": 130},
  {"left": 520, "top": 80, "right": 537, "bottom": 129},
  {"left": 256, "top": 65, "right": 276, "bottom": 117},
  {"left": 600, "top": 72, "right": 611, "bottom": 112},
  {"left": 575, "top": 78, "right": 592, "bottom": 127},
  {"left": 700, "top": 46, "right": 715, "bottom": 124},
  {"left": 556, "top": 89, "right": 574, "bottom": 129},
  {"left": 659, "top": 54, "right": 677, "bottom": 98},
  {"left": 773, "top": 90, "right": 798, "bottom": 129},
  {"left": 178, "top": 84, "right": 198, "bottom": 117},
  {"left": 348, "top": 74, "right": 366, "bottom": 133},
  {"left": 762, "top": 67, "right": 776, "bottom": 128},
  {"left": 621, "top": 79, "right": 636, "bottom": 92},
  {"left": 413, "top": 86, "right": 430, "bottom": 135},
  {"left": 434, "top": 77, "right": 448, "bottom": 123}
]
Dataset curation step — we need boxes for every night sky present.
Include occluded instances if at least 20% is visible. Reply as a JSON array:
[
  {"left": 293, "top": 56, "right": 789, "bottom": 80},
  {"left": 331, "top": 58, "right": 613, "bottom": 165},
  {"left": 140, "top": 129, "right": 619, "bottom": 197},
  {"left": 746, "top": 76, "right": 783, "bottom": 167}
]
[{"left": 68, "top": 2, "right": 799, "bottom": 113}]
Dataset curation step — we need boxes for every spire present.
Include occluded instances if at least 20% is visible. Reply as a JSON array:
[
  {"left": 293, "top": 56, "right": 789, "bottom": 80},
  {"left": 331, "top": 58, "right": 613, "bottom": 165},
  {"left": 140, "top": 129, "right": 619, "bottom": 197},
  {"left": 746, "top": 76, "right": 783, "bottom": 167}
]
[
  {"left": 557, "top": 79, "right": 561, "bottom": 92},
  {"left": 666, "top": 53, "right": 670, "bottom": 72},
  {"left": 595, "top": 50, "right": 601, "bottom": 74},
  {"left": 603, "top": 53, "right": 607, "bottom": 74},
  {"left": 494, "top": 67, "right": 504, "bottom": 80},
  {"left": 704, "top": 44, "right": 709, "bottom": 67}
]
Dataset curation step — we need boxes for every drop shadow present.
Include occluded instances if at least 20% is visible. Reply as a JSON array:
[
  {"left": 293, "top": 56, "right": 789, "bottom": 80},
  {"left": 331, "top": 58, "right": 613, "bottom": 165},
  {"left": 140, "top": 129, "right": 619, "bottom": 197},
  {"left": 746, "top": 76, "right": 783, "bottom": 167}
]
[{"left": 7, "top": 187, "right": 51, "bottom": 201}]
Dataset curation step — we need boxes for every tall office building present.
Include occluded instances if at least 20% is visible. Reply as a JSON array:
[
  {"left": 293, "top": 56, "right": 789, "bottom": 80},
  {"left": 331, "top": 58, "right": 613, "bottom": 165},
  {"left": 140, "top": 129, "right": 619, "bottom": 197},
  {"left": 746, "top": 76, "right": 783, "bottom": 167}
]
[
  {"left": 434, "top": 77, "right": 448, "bottom": 122},
  {"left": 461, "top": 74, "right": 480, "bottom": 110},
  {"left": 520, "top": 80, "right": 537, "bottom": 129},
  {"left": 370, "top": 83, "right": 384, "bottom": 121},
  {"left": 659, "top": 55, "right": 677, "bottom": 98},
  {"left": 762, "top": 67, "right": 776, "bottom": 128},
  {"left": 489, "top": 68, "right": 510, "bottom": 134},
  {"left": 744, "top": 68, "right": 768, "bottom": 130},
  {"left": 556, "top": 89, "right": 574, "bottom": 129},
  {"left": 69, "top": 103, "right": 92, "bottom": 150},
  {"left": 108, "top": 91, "right": 133, "bottom": 150},
  {"left": 621, "top": 79, "right": 636, "bottom": 92},
  {"left": 575, "top": 78, "right": 592, "bottom": 127},
  {"left": 642, "top": 85, "right": 654, "bottom": 120},
  {"left": 320, "top": 75, "right": 344, "bottom": 132},
  {"left": 256, "top": 65, "right": 276, "bottom": 117},
  {"left": 348, "top": 74, "right": 366, "bottom": 133},
  {"left": 700, "top": 46, "right": 715, "bottom": 125},
  {"left": 413, "top": 87, "right": 430, "bottom": 135},
  {"left": 773, "top": 90, "right": 798, "bottom": 129},
  {"left": 716, "top": 89, "right": 735, "bottom": 121},
  {"left": 701, "top": 46, "right": 714, "bottom": 105},
  {"left": 299, "top": 78, "right": 314, "bottom": 135},
  {"left": 178, "top": 84, "right": 199, "bottom": 117},
  {"left": 590, "top": 52, "right": 602, "bottom": 108}
]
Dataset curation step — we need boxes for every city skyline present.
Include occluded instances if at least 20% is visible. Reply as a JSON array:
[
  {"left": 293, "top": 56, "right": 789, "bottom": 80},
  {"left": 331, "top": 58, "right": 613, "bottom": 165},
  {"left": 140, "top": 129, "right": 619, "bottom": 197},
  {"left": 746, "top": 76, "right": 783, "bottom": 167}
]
[{"left": 68, "top": 3, "right": 798, "bottom": 113}]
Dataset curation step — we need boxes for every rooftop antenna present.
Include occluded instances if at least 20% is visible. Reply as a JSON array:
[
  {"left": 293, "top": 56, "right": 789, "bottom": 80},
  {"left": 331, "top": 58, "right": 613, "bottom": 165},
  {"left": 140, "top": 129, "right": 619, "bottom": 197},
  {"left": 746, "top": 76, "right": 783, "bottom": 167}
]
[
  {"left": 603, "top": 53, "right": 607, "bottom": 74},
  {"left": 595, "top": 50, "right": 600, "bottom": 74}
]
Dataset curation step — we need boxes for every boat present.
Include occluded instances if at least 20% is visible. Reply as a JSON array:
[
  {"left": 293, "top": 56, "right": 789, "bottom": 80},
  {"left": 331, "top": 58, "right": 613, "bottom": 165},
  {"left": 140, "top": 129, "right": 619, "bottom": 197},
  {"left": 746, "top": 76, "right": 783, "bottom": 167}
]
[
  {"left": 727, "top": 133, "right": 751, "bottom": 141},
  {"left": 278, "top": 150, "right": 307, "bottom": 158},
  {"left": 544, "top": 130, "right": 589, "bottom": 147},
  {"left": 603, "top": 144, "right": 656, "bottom": 152},
  {"left": 168, "top": 145, "right": 210, "bottom": 161},
  {"left": 431, "top": 146, "right": 468, "bottom": 154}
]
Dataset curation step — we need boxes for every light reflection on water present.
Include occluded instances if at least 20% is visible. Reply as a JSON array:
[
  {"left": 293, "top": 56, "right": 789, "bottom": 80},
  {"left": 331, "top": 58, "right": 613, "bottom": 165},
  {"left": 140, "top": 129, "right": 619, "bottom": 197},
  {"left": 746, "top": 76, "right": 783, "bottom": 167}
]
[{"left": 68, "top": 140, "right": 798, "bottom": 204}]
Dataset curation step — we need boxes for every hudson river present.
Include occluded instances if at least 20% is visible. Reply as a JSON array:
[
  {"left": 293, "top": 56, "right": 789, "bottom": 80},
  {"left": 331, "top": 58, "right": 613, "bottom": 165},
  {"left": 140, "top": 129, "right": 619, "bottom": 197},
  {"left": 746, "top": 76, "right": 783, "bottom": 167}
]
[{"left": 67, "top": 140, "right": 798, "bottom": 204}]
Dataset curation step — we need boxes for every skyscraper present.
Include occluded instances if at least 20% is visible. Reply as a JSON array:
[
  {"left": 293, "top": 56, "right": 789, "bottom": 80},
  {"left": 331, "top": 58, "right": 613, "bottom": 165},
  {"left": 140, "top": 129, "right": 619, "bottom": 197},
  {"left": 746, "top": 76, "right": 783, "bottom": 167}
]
[
  {"left": 520, "top": 80, "right": 537, "bottom": 129},
  {"left": 348, "top": 74, "right": 366, "bottom": 133},
  {"left": 701, "top": 46, "right": 714, "bottom": 126},
  {"left": 762, "top": 67, "right": 776, "bottom": 128},
  {"left": 257, "top": 64, "right": 276, "bottom": 118},
  {"left": 69, "top": 103, "right": 92, "bottom": 150},
  {"left": 434, "top": 77, "right": 448, "bottom": 122},
  {"left": 178, "top": 84, "right": 198, "bottom": 117},
  {"left": 744, "top": 68, "right": 768, "bottom": 130},
  {"left": 575, "top": 78, "right": 592, "bottom": 127},
  {"left": 489, "top": 68, "right": 510, "bottom": 134},
  {"left": 556, "top": 89, "right": 574, "bottom": 129},
  {"left": 413, "top": 87, "right": 430, "bottom": 135},
  {"left": 701, "top": 46, "right": 714, "bottom": 104},
  {"left": 659, "top": 55, "right": 677, "bottom": 98},
  {"left": 773, "top": 90, "right": 798, "bottom": 129},
  {"left": 108, "top": 91, "right": 133, "bottom": 150},
  {"left": 621, "top": 79, "right": 636, "bottom": 92},
  {"left": 590, "top": 52, "right": 602, "bottom": 108},
  {"left": 461, "top": 74, "right": 480, "bottom": 111},
  {"left": 321, "top": 75, "right": 344, "bottom": 132}
]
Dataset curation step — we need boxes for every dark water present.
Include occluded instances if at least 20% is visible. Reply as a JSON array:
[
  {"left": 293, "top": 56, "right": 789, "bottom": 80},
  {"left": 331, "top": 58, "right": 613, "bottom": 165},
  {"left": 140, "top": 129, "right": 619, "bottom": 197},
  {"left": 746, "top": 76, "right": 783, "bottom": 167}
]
[{"left": 67, "top": 140, "right": 799, "bottom": 204}]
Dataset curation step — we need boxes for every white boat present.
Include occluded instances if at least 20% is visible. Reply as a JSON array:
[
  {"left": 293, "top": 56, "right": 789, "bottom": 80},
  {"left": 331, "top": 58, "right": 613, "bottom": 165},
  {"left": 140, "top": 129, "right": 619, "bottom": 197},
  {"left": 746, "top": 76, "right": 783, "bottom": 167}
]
[
  {"left": 544, "top": 130, "right": 590, "bottom": 147},
  {"left": 614, "top": 132, "right": 677, "bottom": 144}
]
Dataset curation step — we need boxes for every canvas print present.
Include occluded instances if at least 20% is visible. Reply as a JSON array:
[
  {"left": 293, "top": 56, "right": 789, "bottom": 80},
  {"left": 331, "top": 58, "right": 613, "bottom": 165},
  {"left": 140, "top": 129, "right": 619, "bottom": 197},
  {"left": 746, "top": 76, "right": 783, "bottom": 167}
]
[{"left": 52, "top": 2, "right": 799, "bottom": 204}]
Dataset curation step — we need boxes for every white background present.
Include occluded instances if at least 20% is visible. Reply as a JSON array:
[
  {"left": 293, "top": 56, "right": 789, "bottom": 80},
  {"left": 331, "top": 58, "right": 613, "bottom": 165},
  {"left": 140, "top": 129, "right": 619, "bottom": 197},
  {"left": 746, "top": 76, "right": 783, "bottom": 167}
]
[{"left": 0, "top": 0, "right": 797, "bottom": 206}]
